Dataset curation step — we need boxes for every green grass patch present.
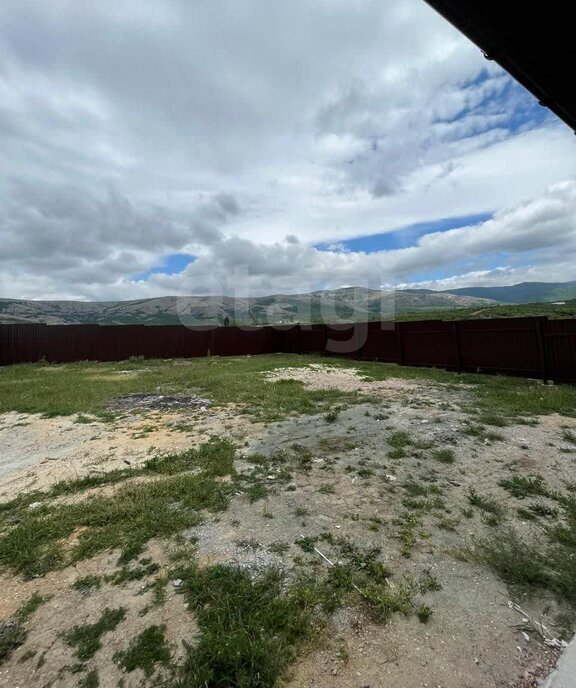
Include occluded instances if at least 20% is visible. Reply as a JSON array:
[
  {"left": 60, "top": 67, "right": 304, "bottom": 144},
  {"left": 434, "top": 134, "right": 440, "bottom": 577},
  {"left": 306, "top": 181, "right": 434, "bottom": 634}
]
[
  {"left": 0, "top": 356, "right": 366, "bottom": 422},
  {"left": 79, "top": 670, "right": 99, "bottom": 688},
  {"left": 2, "top": 356, "right": 575, "bottom": 427},
  {"left": 466, "top": 488, "right": 504, "bottom": 517},
  {"left": 498, "top": 474, "right": 551, "bottom": 500},
  {"left": 0, "top": 441, "right": 236, "bottom": 579},
  {"left": 63, "top": 608, "right": 126, "bottom": 661},
  {"left": 114, "top": 625, "right": 171, "bottom": 677},
  {"left": 172, "top": 565, "right": 320, "bottom": 688},
  {"left": 432, "top": 448, "right": 455, "bottom": 464}
]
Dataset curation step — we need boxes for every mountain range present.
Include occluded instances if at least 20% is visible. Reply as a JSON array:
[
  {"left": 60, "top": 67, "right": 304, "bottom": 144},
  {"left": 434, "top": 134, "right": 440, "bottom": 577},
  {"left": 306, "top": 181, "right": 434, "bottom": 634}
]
[{"left": 0, "top": 281, "right": 575, "bottom": 326}]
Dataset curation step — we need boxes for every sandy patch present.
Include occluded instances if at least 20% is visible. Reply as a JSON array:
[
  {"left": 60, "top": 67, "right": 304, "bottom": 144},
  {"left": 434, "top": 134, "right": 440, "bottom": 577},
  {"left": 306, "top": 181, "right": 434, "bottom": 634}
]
[
  {"left": 265, "top": 363, "right": 421, "bottom": 396},
  {"left": 0, "top": 406, "right": 261, "bottom": 500}
]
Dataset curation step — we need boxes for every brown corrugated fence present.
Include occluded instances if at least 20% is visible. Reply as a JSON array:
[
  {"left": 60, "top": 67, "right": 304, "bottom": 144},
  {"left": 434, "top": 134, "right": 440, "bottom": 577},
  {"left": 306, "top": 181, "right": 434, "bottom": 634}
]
[{"left": 1, "top": 317, "right": 575, "bottom": 381}]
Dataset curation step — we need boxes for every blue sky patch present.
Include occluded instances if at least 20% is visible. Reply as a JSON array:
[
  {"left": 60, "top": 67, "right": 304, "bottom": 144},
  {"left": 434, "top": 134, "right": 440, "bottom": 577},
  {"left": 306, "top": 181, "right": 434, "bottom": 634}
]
[
  {"left": 316, "top": 212, "right": 492, "bottom": 254},
  {"left": 133, "top": 253, "right": 195, "bottom": 281}
]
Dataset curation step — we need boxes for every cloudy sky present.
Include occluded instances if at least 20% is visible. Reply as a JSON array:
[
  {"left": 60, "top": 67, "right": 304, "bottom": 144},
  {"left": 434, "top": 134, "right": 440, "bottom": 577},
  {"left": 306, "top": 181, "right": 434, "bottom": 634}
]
[{"left": 1, "top": 0, "right": 575, "bottom": 301}]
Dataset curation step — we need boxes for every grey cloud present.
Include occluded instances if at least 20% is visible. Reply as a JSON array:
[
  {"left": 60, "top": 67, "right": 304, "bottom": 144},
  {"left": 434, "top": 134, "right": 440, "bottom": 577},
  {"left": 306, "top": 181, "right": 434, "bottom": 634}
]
[{"left": 0, "top": 0, "right": 574, "bottom": 301}]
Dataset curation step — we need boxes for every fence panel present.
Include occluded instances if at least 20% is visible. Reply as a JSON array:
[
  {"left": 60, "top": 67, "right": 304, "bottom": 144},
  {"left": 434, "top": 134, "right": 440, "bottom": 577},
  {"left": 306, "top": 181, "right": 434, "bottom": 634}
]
[
  {"left": 1, "top": 318, "right": 575, "bottom": 381},
  {"left": 457, "top": 318, "right": 543, "bottom": 376},
  {"left": 399, "top": 321, "right": 457, "bottom": 368},
  {"left": 543, "top": 319, "right": 576, "bottom": 381}
]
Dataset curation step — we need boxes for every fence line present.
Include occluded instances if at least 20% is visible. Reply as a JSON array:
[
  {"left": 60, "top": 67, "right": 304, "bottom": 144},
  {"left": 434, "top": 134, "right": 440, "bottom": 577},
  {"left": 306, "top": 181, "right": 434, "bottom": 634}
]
[{"left": 1, "top": 317, "right": 575, "bottom": 381}]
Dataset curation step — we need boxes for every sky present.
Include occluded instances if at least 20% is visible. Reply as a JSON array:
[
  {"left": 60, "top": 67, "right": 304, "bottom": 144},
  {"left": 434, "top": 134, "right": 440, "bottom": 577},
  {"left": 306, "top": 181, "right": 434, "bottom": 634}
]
[{"left": 0, "top": 0, "right": 575, "bottom": 302}]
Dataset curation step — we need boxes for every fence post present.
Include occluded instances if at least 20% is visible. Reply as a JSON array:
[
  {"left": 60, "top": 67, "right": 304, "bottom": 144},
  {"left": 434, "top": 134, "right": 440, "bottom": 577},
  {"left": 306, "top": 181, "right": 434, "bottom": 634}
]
[
  {"left": 452, "top": 321, "right": 462, "bottom": 373},
  {"left": 534, "top": 317, "right": 549, "bottom": 383}
]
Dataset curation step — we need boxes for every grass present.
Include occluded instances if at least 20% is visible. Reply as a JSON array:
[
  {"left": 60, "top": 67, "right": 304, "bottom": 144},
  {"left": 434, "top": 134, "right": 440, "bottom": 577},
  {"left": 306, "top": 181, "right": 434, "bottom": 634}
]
[
  {"left": 114, "top": 625, "right": 171, "bottom": 677},
  {"left": 72, "top": 575, "right": 102, "bottom": 594},
  {"left": 0, "top": 593, "right": 49, "bottom": 665},
  {"left": 466, "top": 488, "right": 504, "bottom": 517},
  {"left": 172, "top": 565, "right": 321, "bottom": 688},
  {"left": 0, "top": 356, "right": 365, "bottom": 423},
  {"left": 498, "top": 474, "right": 551, "bottom": 499},
  {"left": 168, "top": 531, "right": 436, "bottom": 687},
  {"left": 466, "top": 492, "right": 576, "bottom": 608},
  {"left": 395, "top": 512, "right": 421, "bottom": 557},
  {"left": 432, "top": 448, "right": 455, "bottom": 464},
  {"left": 0, "top": 440, "right": 236, "bottom": 578},
  {"left": 16, "top": 593, "right": 48, "bottom": 622},
  {"left": 63, "top": 608, "right": 126, "bottom": 661},
  {"left": 1, "top": 355, "right": 575, "bottom": 424},
  {"left": 79, "top": 670, "right": 99, "bottom": 688}
]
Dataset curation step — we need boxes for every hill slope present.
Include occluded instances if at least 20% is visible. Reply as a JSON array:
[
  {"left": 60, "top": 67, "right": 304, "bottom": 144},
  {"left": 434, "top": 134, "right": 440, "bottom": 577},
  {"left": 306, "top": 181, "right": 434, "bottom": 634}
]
[
  {"left": 440, "top": 281, "right": 576, "bottom": 304},
  {"left": 0, "top": 288, "right": 495, "bottom": 326}
]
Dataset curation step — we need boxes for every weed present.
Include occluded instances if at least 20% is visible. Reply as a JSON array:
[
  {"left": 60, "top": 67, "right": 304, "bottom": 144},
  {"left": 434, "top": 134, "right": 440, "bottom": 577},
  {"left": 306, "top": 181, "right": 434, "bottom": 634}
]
[
  {"left": 462, "top": 424, "right": 504, "bottom": 442},
  {"left": 357, "top": 468, "right": 375, "bottom": 478},
  {"left": 268, "top": 542, "right": 290, "bottom": 555},
  {"left": 16, "top": 592, "right": 48, "bottom": 622},
  {"left": 517, "top": 507, "right": 537, "bottom": 521},
  {"left": 419, "top": 569, "right": 442, "bottom": 592},
  {"left": 63, "top": 608, "right": 126, "bottom": 661},
  {"left": 114, "top": 625, "right": 171, "bottom": 677},
  {"left": 336, "top": 639, "right": 349, "bottom": 663},
  {"left": 324, "top": 409, "right": 339, "bottom": 424},
  {"left": 294, "top": 507, "right": 309, "bottom": 517},
  {"left": 395, "top": 512, "right": 421, "bottom": 557},
  {"left": 107, "top": 560, "right": 160, "bottom": 585},
  {"left": 79, "top": 670, "right": 99, "bottom": 688},
  {"left": 388, "top": 431, "right": 412, "bottom": 449},
  {"left": 416, "top": 605, "right": 433, "bottom": 623},
  {"left": 318, "top": 483, "right": 336, "bottom": 495},
  {"left": 433, "top": 449, "right": 455, "bottom": 464},
  {"left": 402, "top": 495, "right": 445, "bottom": 512},
  {"left": 499, "top": 474, "right": 550, "bottom": 499},
  {"left": 527, "top": 502, "right": 558, "bottom": 519},
  {"left": 478, "top": 413, "right": 508, "bottom": 427},
  {"left": 482, "top": 513, "right": 503, "bottom": 527},
  {"left": 72, "top": 576, "right": 102, "bottom": 594},
  {"left": 403, "top": 480, "right": 442, "bottom": 497},
  {"left": 467, "top": 487, "right": 503, "bottom": 516},
  {"left": 246, "top": 483, "right": 268, "bottom": 503}
]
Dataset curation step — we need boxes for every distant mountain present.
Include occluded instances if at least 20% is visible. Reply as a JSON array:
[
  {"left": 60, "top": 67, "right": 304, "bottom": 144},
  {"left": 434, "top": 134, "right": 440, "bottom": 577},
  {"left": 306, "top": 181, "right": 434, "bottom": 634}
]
[
  {"left": 0, "top": 288, "right": 495, "bottom": 326},
  {"left": 440, "top": 281, "right": 576, "bottom": 304}
]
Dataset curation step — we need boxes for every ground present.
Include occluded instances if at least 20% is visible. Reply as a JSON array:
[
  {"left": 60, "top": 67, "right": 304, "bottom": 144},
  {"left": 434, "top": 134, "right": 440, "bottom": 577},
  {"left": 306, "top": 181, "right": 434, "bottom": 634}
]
[{"left": 0, "top": 355, "right": 575, "bottom": 688}]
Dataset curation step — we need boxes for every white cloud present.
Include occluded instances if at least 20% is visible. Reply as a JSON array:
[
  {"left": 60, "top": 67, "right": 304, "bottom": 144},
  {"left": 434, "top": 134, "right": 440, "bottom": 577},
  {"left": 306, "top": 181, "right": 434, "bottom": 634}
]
[{"left": 0, "top": 0, "right": 575, "bottom": 301}]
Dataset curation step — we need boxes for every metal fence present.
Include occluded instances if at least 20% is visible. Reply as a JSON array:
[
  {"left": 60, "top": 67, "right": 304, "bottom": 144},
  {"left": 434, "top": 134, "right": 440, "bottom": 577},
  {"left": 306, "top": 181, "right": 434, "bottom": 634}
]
[{"left": 1, "top": 317, "right": 575, "bottom": 381}]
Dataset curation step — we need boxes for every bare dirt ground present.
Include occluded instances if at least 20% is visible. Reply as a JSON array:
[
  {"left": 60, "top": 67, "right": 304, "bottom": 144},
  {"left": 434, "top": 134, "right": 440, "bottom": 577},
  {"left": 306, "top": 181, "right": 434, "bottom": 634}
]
[
  {"left": 0, "top": 403, "right": 261, "bottom": 499},
  {"left": 0, "top": 541, "right": 196, "bottom": 688},
  {"left": 0, "top": 363, "right": 574, "bottom": 687}
]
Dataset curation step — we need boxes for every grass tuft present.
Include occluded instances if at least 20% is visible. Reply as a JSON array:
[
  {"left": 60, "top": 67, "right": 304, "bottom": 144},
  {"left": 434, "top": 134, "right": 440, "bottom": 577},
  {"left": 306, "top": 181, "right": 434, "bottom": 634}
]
[
  {"left": 114, "top": 625, "right": 171, "bottom": 677},
  {"left": 63, "top": 608, "right": 126, "bottom": 661}
]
